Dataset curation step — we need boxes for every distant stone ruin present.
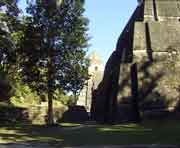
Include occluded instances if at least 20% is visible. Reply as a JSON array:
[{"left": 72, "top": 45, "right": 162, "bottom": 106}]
[
  {"left": 91, "top": 0, "right": 180, "bottom": 123},
  {"left": 77, "top": 51, "right": 104, "bottom": 112}
]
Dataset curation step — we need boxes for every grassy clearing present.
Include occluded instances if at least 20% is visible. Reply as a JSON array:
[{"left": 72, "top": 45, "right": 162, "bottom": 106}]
[{"left": 0, "top": 120, "right": 180, "bottom": 146}]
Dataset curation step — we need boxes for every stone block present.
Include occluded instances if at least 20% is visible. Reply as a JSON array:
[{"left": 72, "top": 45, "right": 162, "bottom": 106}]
[
  {"left": 61, "top": 105, "right": 89, "bottom": 122},
  {"left": 156, "top": 0, "right": 180, "bottom": 18},
  {"left": 134, "top": 22, "right": 180, "bottom": 53}
]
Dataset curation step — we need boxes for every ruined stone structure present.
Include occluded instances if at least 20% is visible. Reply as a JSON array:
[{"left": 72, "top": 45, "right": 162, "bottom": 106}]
[
  {"left": 92, "top": 0, "right": 180, "bottom": 122},
  {"left": 77, "top": 51, "right": 104, "bottom": 111}
]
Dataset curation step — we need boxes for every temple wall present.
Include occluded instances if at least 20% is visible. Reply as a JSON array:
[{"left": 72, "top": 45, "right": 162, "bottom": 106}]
[
  {"left": 91, "top": 0, "right": 180, "bottom": 122},
  {"left": 156, "top": 0, "right": 180, "bottom": 18},
  {"left": 117, "top": 64, "right": 131, "bottom": 104},
  {"left": 133, "top": 20, "right": 180, "bottom": 110},
  {"left": 144, "top": 0, "right": 154, "bottom": 20},
  {"left": 144, "top": 0, "right": 180, "bottom": 21},
  {"left": 117, "top": 19, "right": 180, "bottom": 112},
  {"left": 134, "top": 22, "right": 180, "bottom": 52},
  {"left": 133, "top": 54, "right": 180, "bottom": 110}
]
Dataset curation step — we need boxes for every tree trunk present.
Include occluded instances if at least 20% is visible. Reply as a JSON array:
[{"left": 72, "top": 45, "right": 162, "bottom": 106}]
[
  {"left": 47, "top": 43, "right": 54, "bottom": 125},
  {"left": 47, "top": 89, "right": 54, "bottom": 125}
]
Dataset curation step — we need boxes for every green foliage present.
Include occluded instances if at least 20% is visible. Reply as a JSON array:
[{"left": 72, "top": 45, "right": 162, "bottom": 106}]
[
  {"left": 0, "top": 0, "right": 21, "bottom": 103},
  {"left": 0, "top": 0, "right": 89, "bottom": 125},
  {"left": 19, "top": 0, "right": 89, "bottom": 93},
  {"left": 10, "top": 82, "right": 41, "bottom": 107},
  {"left": 0, "top": 0, "right": 20, "bottom": 68},
  {"left": 16, "top": 0, "right": 89, "bottom": 124},
  {"left": 53, "top": 89, "right": 77, "bottom": 106},
  {"left": 53, "top": 89, "right": 69, "bottom": 105}
]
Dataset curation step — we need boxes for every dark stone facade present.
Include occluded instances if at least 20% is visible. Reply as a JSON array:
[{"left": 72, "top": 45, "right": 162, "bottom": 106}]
[
  {"left": 0, "top": 106, "right": 29, "bottom": 123},
  {"left": 61, "top": 105, "right": 89, "bottom": 122},
  {"left": 91, "top": 0, "right": 180, "bottom": 123}
]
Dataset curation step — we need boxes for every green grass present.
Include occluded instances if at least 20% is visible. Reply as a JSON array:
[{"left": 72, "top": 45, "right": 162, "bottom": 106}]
[{"left": 0, "top": 120, "right": 180, "bottom": 146}]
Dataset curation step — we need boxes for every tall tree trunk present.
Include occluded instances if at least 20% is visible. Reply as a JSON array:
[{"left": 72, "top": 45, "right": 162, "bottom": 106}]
[
  {"left": 47, "top": 67, "right": 54, "bottom": 125},
  {"left": 47, "top": 44, "right": 54, "bottom": 125},
  {"left": 47, "top": 71, "right": 54, "bottom": 125},
  {"left": 47, "top": 88, "right": 54, "bottom": 125}
]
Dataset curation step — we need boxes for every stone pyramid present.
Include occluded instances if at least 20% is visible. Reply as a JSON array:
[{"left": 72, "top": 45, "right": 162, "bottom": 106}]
[{"left": 91, "top": 0, "right": 180, "bottom": 123}]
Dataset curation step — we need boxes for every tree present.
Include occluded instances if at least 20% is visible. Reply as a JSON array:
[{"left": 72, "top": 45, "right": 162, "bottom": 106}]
[
  {"left": 18, "top": 0, "right": 89, "bottom": 125},
  {"left": 0, "top": 0, "right": 20, "bottom": 66},
  {"left": 0, "top": 0, "right": 20, "bottom": 102}
]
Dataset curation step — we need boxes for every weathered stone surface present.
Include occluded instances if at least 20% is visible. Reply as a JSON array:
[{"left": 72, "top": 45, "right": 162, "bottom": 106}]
[
  {"left": 134, "top": 22, "right": 180, "bottom": 52},
  {"left": 77, "top": 52, "right": 104, "bottom": 112},
  {"left": 92, "top": 0, "right": 180, "bottom": 122},
  {"left": 0, "top": 105, "right": 67, "bottom": 124},
  {"left": 61, "top": 105, "right": 89, "bottom": 122},
  {"left": 0, "top": 106, "right": 29, "bottom": 123},
  {"left": 144, "top": 0, "right": 154, "bottom": 20},
  {"left": 156, "top": 0, "right": 180, "bottom": 19},
  {"left": 144, "top": 0, "right": 180, "bottom": 21}
]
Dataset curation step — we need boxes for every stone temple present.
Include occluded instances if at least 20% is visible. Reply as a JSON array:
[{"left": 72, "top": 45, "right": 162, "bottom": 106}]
[
  {"left": 77, "top": 51, "right": 104, "bottom": 111},
  {"left": 91, "top": 0, "right": 180, "bottom": 122}
]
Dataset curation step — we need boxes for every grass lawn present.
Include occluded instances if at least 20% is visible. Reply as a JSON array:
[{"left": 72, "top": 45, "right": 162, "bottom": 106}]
[{"left": 0, "top": 120, "right": 180, "bottom": 147}]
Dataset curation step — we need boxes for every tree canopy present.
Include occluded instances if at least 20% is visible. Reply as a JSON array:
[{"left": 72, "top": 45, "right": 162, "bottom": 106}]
[
  {"left": 0, "top": 0, "right": 20, "bottom": 101},
  {"left": 17, "top": 0, "right": 89, "bottom": 125}
]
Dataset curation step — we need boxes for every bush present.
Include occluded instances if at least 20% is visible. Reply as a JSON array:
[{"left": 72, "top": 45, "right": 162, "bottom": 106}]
[{"left": 10, "top": 82, "right": 41, "bottom": 107}]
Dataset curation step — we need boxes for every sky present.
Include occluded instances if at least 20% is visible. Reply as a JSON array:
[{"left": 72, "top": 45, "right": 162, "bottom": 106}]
[{"left": 18, "top": 0, "right": 138, "bottom": 64}]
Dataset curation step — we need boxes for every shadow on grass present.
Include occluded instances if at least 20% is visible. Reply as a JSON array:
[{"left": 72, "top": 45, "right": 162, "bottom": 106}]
[{"left": 0, "top": 120, "right": 180, "bottom": 147}]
